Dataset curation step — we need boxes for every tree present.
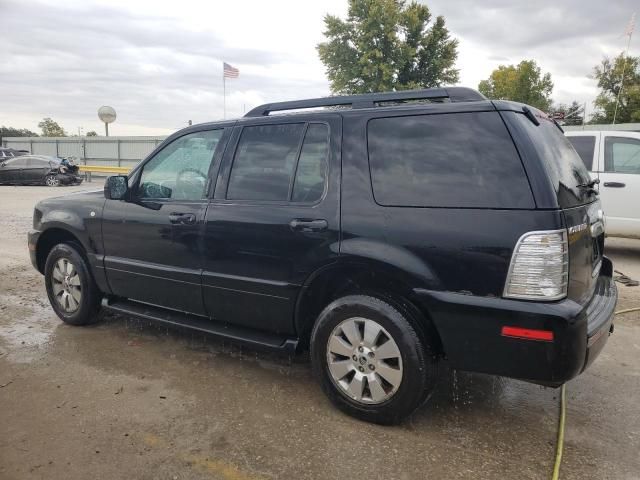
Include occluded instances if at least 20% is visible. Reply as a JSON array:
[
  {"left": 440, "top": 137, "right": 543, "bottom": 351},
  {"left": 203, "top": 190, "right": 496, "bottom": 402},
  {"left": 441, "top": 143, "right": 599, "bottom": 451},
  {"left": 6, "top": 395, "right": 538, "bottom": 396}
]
[
  {"left": 551, "top": 101, "right": 584, "bottom": 126},
  {"left": 86, "top": 131, "right": 98, "bottom": 137},
  {"left": 478, "top": 60, "right": 554, "bottom": 111},
  {"left": 591, "top": 53, "right": 640, "bottom": 123},
  {"left": 1, "top": 126, "right": 38, "bottom": 142},
  {"left": 317, "top": 0, "right": 459, "bottom": 94},
  {"left": 38, "top": 117, "right": 66, "bottom": 137}
]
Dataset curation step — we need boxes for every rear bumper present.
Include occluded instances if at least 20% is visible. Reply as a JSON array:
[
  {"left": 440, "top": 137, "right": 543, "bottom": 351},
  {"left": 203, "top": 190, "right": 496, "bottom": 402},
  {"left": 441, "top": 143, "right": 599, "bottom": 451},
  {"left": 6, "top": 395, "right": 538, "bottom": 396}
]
[{"left": 414, "top": 256, "right": 617, "bottom": 385}]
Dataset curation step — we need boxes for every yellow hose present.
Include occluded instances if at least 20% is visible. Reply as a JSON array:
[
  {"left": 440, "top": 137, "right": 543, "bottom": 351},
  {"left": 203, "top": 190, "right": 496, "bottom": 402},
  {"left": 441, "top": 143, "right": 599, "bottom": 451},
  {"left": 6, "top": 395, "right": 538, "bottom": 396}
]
[
  {"left": 551, "top": 384, "right": 566, "bottom": 480},
  {"left": 551, "top": 306, "right": 639, "bottom": 479}
]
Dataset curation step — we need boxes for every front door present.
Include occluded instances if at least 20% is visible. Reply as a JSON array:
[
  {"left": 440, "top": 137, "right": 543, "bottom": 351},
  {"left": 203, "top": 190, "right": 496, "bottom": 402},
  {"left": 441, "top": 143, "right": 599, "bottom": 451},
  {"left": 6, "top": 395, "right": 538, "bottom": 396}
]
[
  {"left": 102, "top": 128, "right": 228, "bottom": 315},
  {"left": 0, "top": 157, "right": 26, "bottom": 184},
  {"left": 202, "top": 117, "right": 341, "bottom": 335},
  {"left": 598, "top": 134, "right": 640, "bottom": 237}
]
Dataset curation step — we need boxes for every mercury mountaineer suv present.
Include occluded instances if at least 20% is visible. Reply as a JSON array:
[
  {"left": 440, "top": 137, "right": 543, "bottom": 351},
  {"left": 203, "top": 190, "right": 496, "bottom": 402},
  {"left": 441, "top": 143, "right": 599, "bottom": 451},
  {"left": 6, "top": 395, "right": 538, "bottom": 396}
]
[{"left": 29, "top": 88, "right": 617, "bottom": 424}]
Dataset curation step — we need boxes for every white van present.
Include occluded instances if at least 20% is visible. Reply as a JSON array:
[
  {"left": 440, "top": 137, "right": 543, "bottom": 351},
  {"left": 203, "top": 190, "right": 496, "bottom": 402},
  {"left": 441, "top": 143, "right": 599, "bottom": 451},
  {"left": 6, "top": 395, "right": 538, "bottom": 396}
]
[{"left": 566, "top": 130, "right": 640, "bottom": 238}]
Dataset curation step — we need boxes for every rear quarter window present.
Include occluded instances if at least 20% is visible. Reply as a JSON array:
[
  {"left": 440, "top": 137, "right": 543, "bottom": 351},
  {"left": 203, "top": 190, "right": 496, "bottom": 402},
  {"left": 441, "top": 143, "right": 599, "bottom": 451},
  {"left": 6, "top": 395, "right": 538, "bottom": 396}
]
[
  {"left": 507, "top": 112, "right": 593, "bottom": 208},
  {"left": 366, "top": 112, "right": 534, "bottom": 208}
]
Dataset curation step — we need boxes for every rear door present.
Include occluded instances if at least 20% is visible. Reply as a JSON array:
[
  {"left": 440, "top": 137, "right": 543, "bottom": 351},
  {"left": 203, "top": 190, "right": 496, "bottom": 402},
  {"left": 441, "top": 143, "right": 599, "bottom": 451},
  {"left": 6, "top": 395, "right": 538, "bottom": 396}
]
[
  {"left": 597, "top": 133, "right": 640, "bottom": 237},
  {"left": 202, "top": 115, "right": 341, "bottom": 335},
  {"left": 24, "top": 157, "right": 52, "bottom": 183}
]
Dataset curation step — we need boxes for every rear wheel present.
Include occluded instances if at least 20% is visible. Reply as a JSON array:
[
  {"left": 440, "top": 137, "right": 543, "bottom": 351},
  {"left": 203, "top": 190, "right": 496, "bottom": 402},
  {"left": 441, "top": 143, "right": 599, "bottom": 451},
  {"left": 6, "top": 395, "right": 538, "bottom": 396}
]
[
  {"left": 311, "top": 295, "right": 438, "bottom": 425},
  {"left": 44, "top": 243, "right": 101, "bottom": 325},
  {"left": 45, "top": 175, "right": 60, "bottom": 187}
]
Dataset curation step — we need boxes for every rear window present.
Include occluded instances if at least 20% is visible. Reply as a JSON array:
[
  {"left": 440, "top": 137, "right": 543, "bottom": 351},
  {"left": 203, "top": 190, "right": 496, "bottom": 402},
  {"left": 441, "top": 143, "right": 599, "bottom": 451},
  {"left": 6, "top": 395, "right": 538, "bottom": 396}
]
[
  {"left": 508, "top": 113, "right": 592, "bottom": 208},
  {"left": 566, "top": 135, "right": 596, "bottom": 171},
  {"left": 367, "top": 112, "right": 534, "bottom": 208}
]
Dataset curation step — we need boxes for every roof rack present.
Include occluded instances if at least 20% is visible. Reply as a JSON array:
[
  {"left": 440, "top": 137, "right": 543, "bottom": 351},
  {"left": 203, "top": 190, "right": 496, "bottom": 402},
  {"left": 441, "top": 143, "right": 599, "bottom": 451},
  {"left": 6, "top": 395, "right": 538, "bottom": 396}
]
[{"left": 244, "top": 87, "right": 486, "bottom": 117}]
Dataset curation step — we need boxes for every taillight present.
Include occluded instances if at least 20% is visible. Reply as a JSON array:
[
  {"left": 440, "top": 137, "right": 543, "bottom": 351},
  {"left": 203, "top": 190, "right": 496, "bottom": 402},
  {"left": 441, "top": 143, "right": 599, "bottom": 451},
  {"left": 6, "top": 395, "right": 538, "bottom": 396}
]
[{"left": 503, "top": 229, "right": 568, "bottom": 301}]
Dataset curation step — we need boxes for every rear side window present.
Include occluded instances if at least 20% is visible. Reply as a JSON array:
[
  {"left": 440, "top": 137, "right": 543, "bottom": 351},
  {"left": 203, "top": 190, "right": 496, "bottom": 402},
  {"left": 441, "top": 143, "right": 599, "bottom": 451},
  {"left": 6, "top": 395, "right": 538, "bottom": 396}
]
[
  {"left": 604, "top": 136, "right": 640, "bottom": 174},
  {"left": 26, "top": 157, "right": 49, "bottom": 167},
  {"left": 567, "top": 136, "right": 596, "bottom": 171},
  {"left": 292, "top": 124, "right": 329, "bottom": 203},
  {"left": 227, "top": 123, "right": 329, "bottom": 203},
  {"left": 227, "top": 124, "right": 304, "bottom": 201},
  {"left": 367, "top": 112, "right": 534, "bottom": 208}
]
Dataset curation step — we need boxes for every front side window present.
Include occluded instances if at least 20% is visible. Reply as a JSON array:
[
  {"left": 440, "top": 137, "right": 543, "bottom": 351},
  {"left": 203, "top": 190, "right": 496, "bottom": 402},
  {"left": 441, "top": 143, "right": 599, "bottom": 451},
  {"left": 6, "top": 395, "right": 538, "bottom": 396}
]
[
  {"left": 138, "top": 130, "right": 223, "bottom": 200},
  {"left": 567, "top": 135, "right": 596, "bottom": 171},
  {"left": 6, "top": 157, "right": 28, "bottom": 167},
  {"left": 227, "top": 123, "right": 329, "bottom": 202},
  {"left": 604, "top": 136, "right": 640, "bottom": 174}
]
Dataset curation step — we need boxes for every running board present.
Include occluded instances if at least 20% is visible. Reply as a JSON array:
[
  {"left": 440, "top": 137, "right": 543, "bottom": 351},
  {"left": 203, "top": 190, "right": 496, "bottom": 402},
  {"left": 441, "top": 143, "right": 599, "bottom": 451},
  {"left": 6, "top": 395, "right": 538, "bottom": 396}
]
[{"left": 102, "top": 297, "right": 298, "bottom": 354}]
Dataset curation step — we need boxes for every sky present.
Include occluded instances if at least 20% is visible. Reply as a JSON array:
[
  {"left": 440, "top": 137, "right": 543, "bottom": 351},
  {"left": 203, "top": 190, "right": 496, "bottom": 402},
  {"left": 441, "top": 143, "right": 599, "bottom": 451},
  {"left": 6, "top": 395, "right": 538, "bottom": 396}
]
[{"left": 0, "top": 0, "right": 637, "bottom": 136}]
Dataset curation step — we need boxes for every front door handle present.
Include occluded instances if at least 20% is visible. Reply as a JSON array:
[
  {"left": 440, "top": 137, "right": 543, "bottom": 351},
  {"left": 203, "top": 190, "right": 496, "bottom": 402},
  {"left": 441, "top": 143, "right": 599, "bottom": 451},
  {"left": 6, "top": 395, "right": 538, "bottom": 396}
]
[
  {"left": 289, "top": 218, "right": 328, "bottom": 232},
  {"left": 169, "top": 212, "right": 196, "bottom": 225},
  {"left": 603, "top": 182, "right": 626, "bottom": 188}
]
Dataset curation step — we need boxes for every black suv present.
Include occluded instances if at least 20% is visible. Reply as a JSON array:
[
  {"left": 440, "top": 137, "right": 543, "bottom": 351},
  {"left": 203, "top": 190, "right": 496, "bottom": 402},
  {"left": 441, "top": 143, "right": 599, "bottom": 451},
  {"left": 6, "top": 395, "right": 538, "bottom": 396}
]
[{"left": 29, "top": 88, "right": 617, "bottom": 424}]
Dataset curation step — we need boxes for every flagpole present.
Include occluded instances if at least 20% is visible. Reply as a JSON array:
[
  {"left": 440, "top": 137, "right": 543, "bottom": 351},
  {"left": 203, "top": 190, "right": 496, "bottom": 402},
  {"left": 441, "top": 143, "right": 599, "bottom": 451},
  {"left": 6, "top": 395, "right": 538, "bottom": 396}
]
[
  {"left": 223, "top": 68, "right": 226, "bottom": 120},
  {"left": 613, "top": 13, "right": 635, "bottom": 125}
]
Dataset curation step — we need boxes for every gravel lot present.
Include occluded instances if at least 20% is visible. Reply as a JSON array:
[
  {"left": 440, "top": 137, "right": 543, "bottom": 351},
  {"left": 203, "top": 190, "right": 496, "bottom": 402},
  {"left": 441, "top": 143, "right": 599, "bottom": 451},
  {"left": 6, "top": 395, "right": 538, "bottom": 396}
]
[{"left": 1, "top": 184, "right": 639, "bottom": 480}]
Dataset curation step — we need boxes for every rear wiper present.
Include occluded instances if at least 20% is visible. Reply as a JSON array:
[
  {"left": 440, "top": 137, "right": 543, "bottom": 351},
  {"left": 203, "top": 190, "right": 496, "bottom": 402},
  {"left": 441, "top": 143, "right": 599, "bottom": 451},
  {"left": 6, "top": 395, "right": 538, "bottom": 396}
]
[
  {"left": 577, "top": 178, "right": 600, "bottom": 188},
  {"left": 577, "top": 178, "right": 599, "bottom": 195}
]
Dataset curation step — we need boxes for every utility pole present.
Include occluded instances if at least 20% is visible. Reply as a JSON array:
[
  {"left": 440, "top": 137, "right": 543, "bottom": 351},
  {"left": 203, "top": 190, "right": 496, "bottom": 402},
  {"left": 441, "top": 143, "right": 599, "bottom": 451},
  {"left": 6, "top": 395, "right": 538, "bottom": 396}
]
[
  {"left": 613, "top": 12, "right": 635, "bottom": 124},
  {"left": 77, "top": 127, "right": 83, "bottom": 161}
]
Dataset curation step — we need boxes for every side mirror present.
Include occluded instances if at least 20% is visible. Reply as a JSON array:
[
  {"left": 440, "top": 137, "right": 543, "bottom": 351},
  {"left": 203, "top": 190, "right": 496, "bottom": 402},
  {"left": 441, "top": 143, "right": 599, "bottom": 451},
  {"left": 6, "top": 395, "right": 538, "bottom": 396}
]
[{"left": 104, "top": 175, "right": 129, "bottom": 200}]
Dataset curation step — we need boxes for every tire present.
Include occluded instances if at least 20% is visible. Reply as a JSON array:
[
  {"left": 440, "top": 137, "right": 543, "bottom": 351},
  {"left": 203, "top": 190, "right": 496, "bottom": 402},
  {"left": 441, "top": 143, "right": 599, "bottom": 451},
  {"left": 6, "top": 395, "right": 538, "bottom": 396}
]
[
  {"left": 44, "top": 243, "right": 102, "bottom": 325},
  {"left": 45, "top": 175, "right": 60, "bottom": 187},
  {"left": 310, "top": 295, "right": 438, "bottom": 425}
]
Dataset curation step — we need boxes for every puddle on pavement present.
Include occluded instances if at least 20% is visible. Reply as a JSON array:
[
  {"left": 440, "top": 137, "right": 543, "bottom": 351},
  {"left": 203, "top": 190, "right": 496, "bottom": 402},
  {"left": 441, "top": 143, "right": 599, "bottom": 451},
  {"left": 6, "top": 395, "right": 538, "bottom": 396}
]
[{"left": 0, "top": 304, "right": 59, "bottom": 364}]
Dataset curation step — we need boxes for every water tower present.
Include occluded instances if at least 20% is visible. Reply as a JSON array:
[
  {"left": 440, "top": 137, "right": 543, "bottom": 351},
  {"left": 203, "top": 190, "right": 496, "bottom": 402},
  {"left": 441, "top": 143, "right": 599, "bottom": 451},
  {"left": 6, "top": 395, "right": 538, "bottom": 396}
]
[{"left": 98, "top": 106, "right": 117, "bottom": 136}]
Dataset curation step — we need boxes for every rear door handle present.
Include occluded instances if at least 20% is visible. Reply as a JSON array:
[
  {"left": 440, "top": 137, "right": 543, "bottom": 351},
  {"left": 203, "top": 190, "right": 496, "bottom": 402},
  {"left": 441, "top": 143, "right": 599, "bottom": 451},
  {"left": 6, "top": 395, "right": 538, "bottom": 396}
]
[
  {"left": 169, "top": 212, "right": 196, "bottom": 225},
  {"left": 289, "top": 218, "right": 328, "bottom": 232},
  {"left": 603, "top": 182, "right": 626, "bottom": 188}
]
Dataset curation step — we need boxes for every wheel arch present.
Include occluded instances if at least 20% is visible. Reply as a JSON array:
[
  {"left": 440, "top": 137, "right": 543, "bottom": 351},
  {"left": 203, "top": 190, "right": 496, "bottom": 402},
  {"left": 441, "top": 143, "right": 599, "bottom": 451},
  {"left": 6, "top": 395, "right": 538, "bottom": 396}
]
[
  {"left": 35, "top": 227, "right": 86, "bottom": 274},
  {"left": 294, "top": 260, "right": 444, "bottom": 355}
]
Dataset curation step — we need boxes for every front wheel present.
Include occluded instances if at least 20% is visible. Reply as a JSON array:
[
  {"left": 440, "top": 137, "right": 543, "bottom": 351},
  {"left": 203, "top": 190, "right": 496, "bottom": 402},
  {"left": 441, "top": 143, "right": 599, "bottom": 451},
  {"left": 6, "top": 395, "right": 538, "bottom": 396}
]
[
  {"left": 311, "top": 295, "right": 438, "bottom": 425},
  {"left": 44, "top": 243, "right": 101, "bottom": 325},
  {"left": 45, "top": 174, "right": 60, "bottom": 187}
]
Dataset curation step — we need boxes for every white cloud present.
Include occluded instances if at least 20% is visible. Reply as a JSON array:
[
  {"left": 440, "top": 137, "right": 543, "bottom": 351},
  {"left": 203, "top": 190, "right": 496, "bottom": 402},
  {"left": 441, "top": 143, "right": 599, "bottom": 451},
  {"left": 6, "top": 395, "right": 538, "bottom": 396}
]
[{"left": 0, "top": 0, "right": 636, "bottom": 135}]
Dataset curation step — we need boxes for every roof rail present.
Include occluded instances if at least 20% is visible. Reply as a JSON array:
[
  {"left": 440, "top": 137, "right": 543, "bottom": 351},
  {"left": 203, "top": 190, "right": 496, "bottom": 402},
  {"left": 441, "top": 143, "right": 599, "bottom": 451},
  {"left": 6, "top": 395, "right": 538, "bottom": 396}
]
[{"left": 244, "top": 87, "right": 486, "bottom": 117}]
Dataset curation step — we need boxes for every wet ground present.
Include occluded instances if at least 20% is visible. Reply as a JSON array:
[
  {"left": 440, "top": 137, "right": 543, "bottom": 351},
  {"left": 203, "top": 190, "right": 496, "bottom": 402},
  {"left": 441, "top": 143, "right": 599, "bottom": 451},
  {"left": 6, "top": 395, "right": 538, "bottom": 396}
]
[{"left": 1, "top": 185, "right": 639, "bottom": 480}]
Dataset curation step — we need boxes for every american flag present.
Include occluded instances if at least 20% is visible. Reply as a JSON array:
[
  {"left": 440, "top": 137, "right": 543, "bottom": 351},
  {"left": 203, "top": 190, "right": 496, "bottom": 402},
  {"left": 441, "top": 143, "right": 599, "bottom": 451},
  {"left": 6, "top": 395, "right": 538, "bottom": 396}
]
[{"left": 223, "top": 62, "right": 239, "bottom": 79}]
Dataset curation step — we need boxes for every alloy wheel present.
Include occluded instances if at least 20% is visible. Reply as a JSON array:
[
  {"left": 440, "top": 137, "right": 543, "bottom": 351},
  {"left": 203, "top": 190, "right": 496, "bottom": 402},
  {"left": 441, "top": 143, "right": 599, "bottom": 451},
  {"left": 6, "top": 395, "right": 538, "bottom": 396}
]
[
  {"left": 326, "top": 317, "right": 403, "bottom": 404},
  {"left": 51, "top": 258, "right": 82, "bottom": 312},
  {"left": 46, "top": 175, "right": 60, "bottom": 187}
]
